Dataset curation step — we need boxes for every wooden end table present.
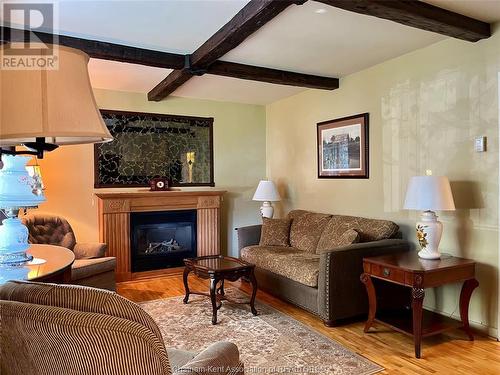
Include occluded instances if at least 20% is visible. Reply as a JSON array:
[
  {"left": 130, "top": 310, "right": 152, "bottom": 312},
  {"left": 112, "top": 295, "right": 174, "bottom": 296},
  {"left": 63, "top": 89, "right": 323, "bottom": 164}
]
[
  {"left": 361, "top": 251, "right": 478, "bottom": 359},
  {"left": 183, "top": 255, "right": 258, "bottom": 325}
]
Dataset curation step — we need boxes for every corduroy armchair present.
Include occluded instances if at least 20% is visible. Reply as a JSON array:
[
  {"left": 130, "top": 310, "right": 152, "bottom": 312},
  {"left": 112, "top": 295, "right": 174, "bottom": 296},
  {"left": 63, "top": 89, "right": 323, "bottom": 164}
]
[
  {"left": 21, "top": 213, "right": 116, "bottom": 291},
  {"left": 0, "top": 281, "right": 244, "bottom": 375}
]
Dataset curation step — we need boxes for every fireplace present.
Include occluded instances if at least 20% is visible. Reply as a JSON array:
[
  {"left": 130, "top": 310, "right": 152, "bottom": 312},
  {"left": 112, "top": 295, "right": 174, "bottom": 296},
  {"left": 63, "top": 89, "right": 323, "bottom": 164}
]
[
  {"left": 130, "top": 210, "right": 197, "bottom": 272},
  {"left": 97, "top": 190, "right": 223, "bottom": 281}
]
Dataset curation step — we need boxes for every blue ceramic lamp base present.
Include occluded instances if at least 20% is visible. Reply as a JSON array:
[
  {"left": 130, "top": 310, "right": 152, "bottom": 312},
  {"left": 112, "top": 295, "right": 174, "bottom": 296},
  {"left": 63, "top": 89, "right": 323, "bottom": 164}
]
[
  {"left": 0, "top": 155, "right": 45, "bottom": 267},
  {"left": 0, "top": 215, "right": 34, "bottom": 266}
]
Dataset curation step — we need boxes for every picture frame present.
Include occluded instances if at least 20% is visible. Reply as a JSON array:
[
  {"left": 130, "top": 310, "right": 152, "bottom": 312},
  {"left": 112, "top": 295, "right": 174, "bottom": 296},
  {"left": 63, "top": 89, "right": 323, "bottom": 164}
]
[{"left": 317, "top": 113, "right": 369, "bottom": 179}]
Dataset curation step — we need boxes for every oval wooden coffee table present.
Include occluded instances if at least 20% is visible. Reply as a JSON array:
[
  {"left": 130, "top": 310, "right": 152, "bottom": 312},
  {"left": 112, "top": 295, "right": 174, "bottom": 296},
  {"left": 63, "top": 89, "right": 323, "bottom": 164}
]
[{"left": 183, "top": 255, "right": 258, "bottom": 325}]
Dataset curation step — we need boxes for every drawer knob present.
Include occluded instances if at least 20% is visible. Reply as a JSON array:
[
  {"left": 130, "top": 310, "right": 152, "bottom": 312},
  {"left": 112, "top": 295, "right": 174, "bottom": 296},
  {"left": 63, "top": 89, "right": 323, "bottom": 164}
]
[{"left": 383, "top": 268, "right": 391, "bottom": 277}]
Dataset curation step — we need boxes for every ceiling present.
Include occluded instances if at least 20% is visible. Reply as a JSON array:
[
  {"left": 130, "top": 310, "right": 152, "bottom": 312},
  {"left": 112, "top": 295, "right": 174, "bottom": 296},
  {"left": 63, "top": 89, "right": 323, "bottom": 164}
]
[
  {"left": 5, "top": 0, "right": 500, "bottom": 105},
  {"left": 424, "top": 0, "right": 500, "bottom": 23}
]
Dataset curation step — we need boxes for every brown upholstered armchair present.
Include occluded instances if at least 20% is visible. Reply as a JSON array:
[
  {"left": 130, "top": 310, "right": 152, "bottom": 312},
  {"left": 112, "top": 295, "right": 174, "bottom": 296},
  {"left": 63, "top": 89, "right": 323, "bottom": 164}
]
[
  {"left": 21, "top": 213, "right": 116, "bottom": 291},
  {"left": 0, "top": 281, "right": 244, "bottom": 375}
]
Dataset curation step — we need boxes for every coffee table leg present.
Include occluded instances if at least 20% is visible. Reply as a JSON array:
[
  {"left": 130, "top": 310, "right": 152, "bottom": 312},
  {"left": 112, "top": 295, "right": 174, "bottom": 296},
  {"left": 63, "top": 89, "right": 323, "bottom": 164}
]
[
  {"left": 412, "top": 288, "right": 425, "bottom": 359},
  {"left": 460, "top": 278, "right": 479, "bottom": 340},
  {"left": 210, "top": 277, "right": 218, "bottom": 325},
  {"left": 218, "top": 279, "right": 225, "bottom": 296},
  {"left": 249, "top": 270, "right": 258, "bottom": 316},
  {"left": 183, "top": 267, "right": 191, "bottom": 304}
]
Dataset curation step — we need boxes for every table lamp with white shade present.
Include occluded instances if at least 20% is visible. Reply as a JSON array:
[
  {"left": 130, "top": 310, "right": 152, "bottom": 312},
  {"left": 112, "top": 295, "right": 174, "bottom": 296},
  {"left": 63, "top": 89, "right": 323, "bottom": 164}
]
[
  {"left": 253, "top": 180, "right": 281, "bottom": 218},
  {"left": 404, "top": 175, "right": 455, "bottom": 260},
  {"left": 0, "top": 44, "right": 113, "bottom": 268}
]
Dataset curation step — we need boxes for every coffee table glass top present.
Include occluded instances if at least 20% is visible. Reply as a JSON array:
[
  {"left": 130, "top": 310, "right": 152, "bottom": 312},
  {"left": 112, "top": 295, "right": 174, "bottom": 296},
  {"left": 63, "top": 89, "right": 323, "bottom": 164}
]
[{"left": 185, "top": 255, "right": 250, "bottom": 271}]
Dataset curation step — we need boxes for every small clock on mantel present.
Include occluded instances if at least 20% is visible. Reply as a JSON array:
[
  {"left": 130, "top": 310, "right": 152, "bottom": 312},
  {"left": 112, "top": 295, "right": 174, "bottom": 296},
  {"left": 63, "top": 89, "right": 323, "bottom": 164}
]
[{"left": 150, "top": 178, "right": 169, "bottom": 191}]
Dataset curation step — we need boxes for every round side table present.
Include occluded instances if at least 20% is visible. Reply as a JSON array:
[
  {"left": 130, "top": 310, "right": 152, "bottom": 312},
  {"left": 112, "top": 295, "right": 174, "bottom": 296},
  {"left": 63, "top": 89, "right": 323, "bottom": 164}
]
[{"left": 0, "top": 244, "right": 75, "bottom": 284}]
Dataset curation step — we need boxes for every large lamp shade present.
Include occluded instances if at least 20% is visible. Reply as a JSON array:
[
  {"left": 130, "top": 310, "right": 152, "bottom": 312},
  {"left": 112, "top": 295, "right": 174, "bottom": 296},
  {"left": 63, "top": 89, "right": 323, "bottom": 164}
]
[
  {"left": 404, "top": 176, "right": 455, "bottom": 211},
  {"left": 0, "top": 44, "right": 112, "bottom": 146},
  {"left": 253, "top": 180, "right": 281, "bottom": 202}
]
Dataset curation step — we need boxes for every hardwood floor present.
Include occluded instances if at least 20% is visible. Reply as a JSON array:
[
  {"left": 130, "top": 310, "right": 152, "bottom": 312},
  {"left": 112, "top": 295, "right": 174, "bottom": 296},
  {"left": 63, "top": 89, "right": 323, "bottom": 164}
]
[{"left": 117, "top": 274, "right": 500, "bottom": 375}]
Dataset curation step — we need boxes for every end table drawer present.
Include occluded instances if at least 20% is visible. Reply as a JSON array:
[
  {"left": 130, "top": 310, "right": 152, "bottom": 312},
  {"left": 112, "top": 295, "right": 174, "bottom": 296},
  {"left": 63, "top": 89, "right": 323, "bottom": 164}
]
[{"left": 369, "top": 264, "right": 405, "bottom": 284}]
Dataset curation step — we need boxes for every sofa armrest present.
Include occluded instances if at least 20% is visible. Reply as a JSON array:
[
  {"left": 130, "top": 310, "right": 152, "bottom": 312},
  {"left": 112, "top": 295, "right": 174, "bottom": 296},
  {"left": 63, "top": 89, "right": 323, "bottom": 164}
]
[
  {"left": 73, "top": 242, "right": 107, "bottom": 259},
  {"left": 174, "top": 341, "right": 244, "bottom": 375},
  {"left": 318, "top": 239, "right": 410, "bottom": 323},
  {"left": 236, "top": 225, "right": 262, "bottom": 255}
]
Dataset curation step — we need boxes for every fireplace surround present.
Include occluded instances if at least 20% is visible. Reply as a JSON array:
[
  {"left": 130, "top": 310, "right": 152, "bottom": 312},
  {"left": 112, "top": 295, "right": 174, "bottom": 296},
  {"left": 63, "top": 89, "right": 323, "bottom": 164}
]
[{"left": 96, "top": 190, "right": 224, "bottom": 281}]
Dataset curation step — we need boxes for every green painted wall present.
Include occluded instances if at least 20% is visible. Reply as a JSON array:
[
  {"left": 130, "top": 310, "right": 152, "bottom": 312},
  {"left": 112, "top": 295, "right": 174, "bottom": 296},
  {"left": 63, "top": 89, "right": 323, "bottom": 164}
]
[{"left": 266, "top": 25, "right": 500, "bottom": 335}]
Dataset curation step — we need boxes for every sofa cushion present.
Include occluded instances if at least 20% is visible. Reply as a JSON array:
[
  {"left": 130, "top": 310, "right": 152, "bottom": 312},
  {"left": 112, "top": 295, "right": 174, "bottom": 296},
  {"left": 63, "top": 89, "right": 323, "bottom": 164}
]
[
  {"left": 259, "top": 217, "right": 291, "bottom": 246},
  {"left": 241, "top": 245, "right": 320, "bottom": 287},
  {"left": 287, "top": 210, "right": 332, "bottom": 253},
  {"left": 175, "top": 342, "right": 242, "bottom": 375},
  {"left": 167, "top": 348, "right": 196, "bottom": 370},
  {"left": 286, "top": 209, "right": 310, "bottom": 221},
  {"left": 317, "top": 228, "right": 360, "bottom": 253},
  {"left": 71, "top": 257, "right": 116, "bottom": 281},
  {"left": 73, "top": 243, "right": 107, "bottom": 259},
  {"left": 318, "top": 215, "right": 399, "bottom": 248}
]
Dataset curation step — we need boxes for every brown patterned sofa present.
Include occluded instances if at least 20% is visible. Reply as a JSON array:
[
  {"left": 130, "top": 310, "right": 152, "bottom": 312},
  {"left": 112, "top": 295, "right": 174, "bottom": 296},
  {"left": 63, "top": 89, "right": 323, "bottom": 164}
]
[
  {"left": 21, "top": 213, "right": 116, "bottom": 291},
  {"left": 0, "top": 280, "right": 244, "bottom": 375},
  {"left": 238, "top": 210, "right": 410, "bottom": 326}
]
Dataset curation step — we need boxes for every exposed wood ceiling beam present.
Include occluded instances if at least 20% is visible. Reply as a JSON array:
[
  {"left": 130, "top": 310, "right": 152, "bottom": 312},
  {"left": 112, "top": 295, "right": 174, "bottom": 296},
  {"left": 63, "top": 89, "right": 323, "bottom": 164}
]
[
  {"left": 148, "top": 0, "right": 308, "bottom": 101},
  {"left": 1, "top": 25, "right": 339, "bottom": 94},
  {"left": 0, "top": 27, "right": 186, "bottom": 69},
  {"left": 190, "top": 0, "right": 306, "bottom": 68},
  {"left": 316, "top": 0, "right": 491, "bottom": 42},
  {"left": 207, "top": 61, "right": 339, "bottom": 90}
]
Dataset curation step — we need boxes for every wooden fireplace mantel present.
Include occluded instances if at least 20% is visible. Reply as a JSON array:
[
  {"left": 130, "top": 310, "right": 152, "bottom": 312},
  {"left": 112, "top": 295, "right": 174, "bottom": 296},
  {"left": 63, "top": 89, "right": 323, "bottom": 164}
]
[{"left": 96, "top": 189, "right": 226, "bottom": 281}]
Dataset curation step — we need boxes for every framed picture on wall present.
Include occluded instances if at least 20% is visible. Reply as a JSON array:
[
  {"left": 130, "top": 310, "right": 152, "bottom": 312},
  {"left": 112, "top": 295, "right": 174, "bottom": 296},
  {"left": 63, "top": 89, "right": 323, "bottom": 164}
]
[{"left": 317, "top": 113, "right": 369, "bottom": 179}]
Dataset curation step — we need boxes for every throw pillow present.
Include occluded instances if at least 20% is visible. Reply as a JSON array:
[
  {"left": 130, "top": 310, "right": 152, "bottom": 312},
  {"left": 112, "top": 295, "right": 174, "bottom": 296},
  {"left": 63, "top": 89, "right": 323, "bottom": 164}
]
[
  {"left": 259, "top": 217, "right": 292, "bottom": 247},
  {"left": 288, "top": 211, "right": 332, "bottom": 253},
  {"left": 316, "top": 228, "right": 360, "bottom": 253}
]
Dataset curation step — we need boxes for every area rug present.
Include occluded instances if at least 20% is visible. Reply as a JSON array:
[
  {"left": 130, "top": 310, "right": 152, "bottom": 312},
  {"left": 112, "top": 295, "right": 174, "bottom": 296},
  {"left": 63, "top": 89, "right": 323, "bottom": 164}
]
[{"left": 141, "top": 289, "right": 382, "bottom": 375}]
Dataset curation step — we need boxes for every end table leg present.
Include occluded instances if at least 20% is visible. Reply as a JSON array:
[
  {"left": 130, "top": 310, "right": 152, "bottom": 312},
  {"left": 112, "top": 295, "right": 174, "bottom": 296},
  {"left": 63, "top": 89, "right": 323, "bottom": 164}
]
[
  {"left": 412, "top": 288, "right": 425, "bottom": 359},
  {"left": 182, "top": 267, "right": 191, "bottom": 304},
  {"left": 249, "top": 270, "right": 258, "bottom": 316},
  {"left": 210, "top": 277, "right": 218, "bottom": 325},
  {"left": 360, "top": 273, "right": 376, "bottom": 333},
  {"left": 460, "top": 278, "right": 479, "bottom": 340}
]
